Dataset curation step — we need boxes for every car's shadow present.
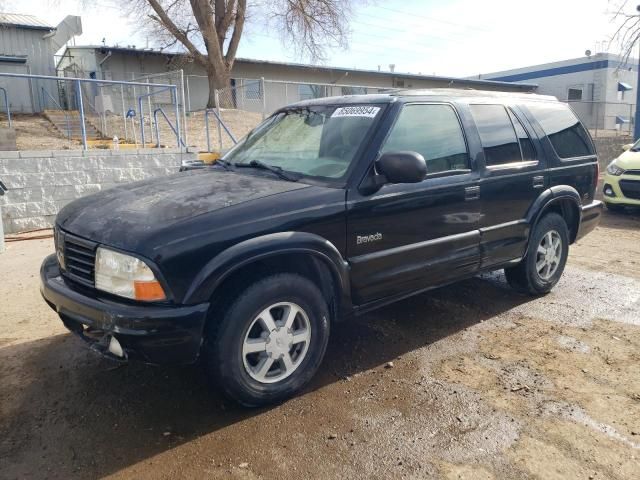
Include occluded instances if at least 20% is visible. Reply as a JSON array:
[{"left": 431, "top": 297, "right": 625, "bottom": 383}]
[{"left": 0, "top": 272, "right": 535, "bottom": 478}]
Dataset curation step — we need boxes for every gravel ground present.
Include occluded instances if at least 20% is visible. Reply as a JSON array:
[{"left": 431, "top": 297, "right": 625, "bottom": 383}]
[{"left": 1, "top": 210, "right": 639, "bottom": 479}]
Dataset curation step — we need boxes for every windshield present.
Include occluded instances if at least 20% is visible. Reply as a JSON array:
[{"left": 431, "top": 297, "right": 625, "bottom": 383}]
[{"left": 223, "top": 105, "right": 383, "bottom": 179}]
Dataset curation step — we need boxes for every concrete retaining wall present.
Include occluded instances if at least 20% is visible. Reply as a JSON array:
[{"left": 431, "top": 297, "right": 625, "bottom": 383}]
[
  {"left": 0, "top": 149, "right": 195, "bottom": 234},
  {"left": 593, "top": 136, "right": 632, "bottom": 169}
]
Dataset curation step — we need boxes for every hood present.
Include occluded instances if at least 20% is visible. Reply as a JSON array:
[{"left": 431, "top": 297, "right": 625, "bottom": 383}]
[
  {"left": 615, "top": 149, "right": 640, "bottom": 170},
  {"left": 57, "top": 169, "right": 310, "bottom": 245}
]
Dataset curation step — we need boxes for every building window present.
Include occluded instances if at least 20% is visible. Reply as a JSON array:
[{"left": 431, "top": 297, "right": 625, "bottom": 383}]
[
  {"left": 395, "top": 80, "right": 405, "bottom": 88},
  {"left": 567, "top": 88, "right": 583, "bottom": 101},
  {"left": 243, "top": 79, "right": 262, "bottom": 100},
  {"left": 341, "top": 86, "right": 367, "bottom": 95},
  {"left": 298, "top": 84, "right": 327, "bottom": 101}
]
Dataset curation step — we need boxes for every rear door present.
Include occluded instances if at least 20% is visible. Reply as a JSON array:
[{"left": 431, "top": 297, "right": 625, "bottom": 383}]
[
  {"left": 468, "top": 104, "right": 544, "bottom": 269},
  {"left": 346, "top": 102, "right": 482, "bottom": 306}
]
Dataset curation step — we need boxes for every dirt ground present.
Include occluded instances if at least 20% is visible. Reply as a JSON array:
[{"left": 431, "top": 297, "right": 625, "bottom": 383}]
[
  {"left": 3, "top": 110, "right": 262, "bottom": 152},
  {"left": 1, "top": 209, "right": 639, "bottom": 479}
]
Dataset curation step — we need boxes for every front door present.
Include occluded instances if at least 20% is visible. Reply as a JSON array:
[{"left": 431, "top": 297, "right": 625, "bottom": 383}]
[{"left": 346, "top": 102, "right": 482, "bottom": 306}]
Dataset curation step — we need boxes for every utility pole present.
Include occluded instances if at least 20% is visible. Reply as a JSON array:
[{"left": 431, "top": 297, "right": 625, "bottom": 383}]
[{"left": 635, "top": 5, "right": 640, "bottom": 139}]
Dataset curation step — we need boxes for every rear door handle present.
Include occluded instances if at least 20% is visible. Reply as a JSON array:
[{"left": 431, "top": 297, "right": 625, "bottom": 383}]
[
  {"left": 465, "top": 186, "right": 480, "bottom": 201},
  {"left": 533, "top": 175, "right": 545, "bottom": 189}
]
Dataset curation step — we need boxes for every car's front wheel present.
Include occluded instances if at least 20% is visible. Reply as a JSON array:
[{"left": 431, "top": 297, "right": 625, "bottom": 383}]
[
  {"left": 505, "top": 212, "right": 569, "bottom": 295},
  {"left": 204, "top": 273, "right": 330, "bottom": 407}
]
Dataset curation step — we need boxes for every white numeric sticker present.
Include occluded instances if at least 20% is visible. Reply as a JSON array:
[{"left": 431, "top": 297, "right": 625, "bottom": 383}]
[{"left": 332, "top": 106, "right": 380, "bottom": 118}]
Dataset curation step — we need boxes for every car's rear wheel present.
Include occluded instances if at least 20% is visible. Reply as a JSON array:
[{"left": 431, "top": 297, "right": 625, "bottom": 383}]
[
  {"left": 605, "top": 202, "right": 626, "bottom": 213},
  {"left": 505, "top": 212, "right": 569, "bottom": 295},
  {"left": 204, "top": 273, "right": 330, "bottom": 407}
]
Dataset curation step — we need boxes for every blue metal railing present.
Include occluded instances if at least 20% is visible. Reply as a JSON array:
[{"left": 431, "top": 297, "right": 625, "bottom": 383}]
[
  {"left": 205, "top": 108, "right": 237, "bottom": 152},
  {"left": 40, "top": 86, "right": 72, "bottom": 139},
  {"left": 138, "top": 87, "right": 182, "bottom": 148},
  {"left": 153, "top": 107, "right": 187, "bottom": 148},
  {"left": 0, "top": 72, "right": 181, "bottom": 150},
  {"left": 0, "top": 87, "right": 11, "bottom": 128}
]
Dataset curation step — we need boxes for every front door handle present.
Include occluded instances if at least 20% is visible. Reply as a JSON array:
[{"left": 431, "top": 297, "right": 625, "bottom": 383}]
[
  {"left": 533, "top": 175, "right": 545, "bottom": 189},
  {"left": 465, "top": 186, "right": 480, "bottom": 201}
]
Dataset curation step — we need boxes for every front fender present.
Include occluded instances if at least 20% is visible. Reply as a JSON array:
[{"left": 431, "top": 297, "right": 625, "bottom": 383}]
[{"left": 183, "top": 232, "right": 350, "bottom": 305}]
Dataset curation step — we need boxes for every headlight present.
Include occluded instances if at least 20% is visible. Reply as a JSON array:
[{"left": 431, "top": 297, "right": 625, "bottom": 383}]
[
  {"left": 95, "top": 247, "right": 166, "bottom": 301},
  {"left": 607, "top": 160, "right": 625, "bottom": 176}
]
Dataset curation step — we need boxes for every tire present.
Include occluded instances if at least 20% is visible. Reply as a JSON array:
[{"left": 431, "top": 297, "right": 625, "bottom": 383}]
[
  {"left": 505, "top": 212, "right": 569, "bottom": 296},
  {"left": 605, "top": 202, "right": 626, "bottom": 213},
  {"left": 204, "top": 273, "right": 330, "bottom": 407}
]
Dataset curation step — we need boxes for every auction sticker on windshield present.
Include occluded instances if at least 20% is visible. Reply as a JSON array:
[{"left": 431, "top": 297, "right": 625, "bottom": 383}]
[{"left": 331, "top": 106, "right": 381, "bottom": 118}]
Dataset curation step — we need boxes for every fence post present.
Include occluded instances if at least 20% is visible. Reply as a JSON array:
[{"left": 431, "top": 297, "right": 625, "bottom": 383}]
[
  {"left": 594, "top": 102, "right": 599, "bottom": 139},
  {"left": 214, "top": 89, "right": 223, "bottom": 151},
  {"left": 75, "top": 79, "right": 88, "bottom": 150},
  {"left": 179, "top": 70, "right": 188, "bottom": 147},
  {"left": 186, "top": 75, "right": 191, "bottom": 113},
  {"left": 173, "top": 87, "right": 182, "bottom": 148},
  {"left": 146, "top": 79, "right": 154, "bottom": 145},
  {"left": 1, "top": 87, "right": 12, "bottom": 128},
  {"left": 0, "top": 205, "right": 5, "bottom": 254},
  {"left": 205, "top": 110, "right": 211, "bottom": 153},
  {"left": 121, "top": 84, "right": 128, "bottom": 141},
  {"left": 261, "top": 77, "right": 266, "bottom": 120}
]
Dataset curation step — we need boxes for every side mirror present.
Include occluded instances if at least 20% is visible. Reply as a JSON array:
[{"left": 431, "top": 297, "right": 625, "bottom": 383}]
[
  {"left": 623, "top": 143, "right": 634, "bottom": 151},
  {"left": 376, "top": 151, "right": 427, "bottom": 184}
]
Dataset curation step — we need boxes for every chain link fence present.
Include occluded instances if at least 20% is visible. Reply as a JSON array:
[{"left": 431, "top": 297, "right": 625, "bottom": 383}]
[
  {"left": 567, "top": 100, "right": 635, "bottom": 139},
  {"left": 7, "top": 67, "right": 638, "bottom": 153}
]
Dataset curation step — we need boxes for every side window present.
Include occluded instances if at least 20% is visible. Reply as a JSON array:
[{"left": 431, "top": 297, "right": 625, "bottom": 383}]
[
  {"left": 526, "top": 103, "right": 594, "bottom": 158},
  {"left": 470, "top": 104, "right": 522, "bottom": 166},
  {"left": 508, "top": 109, "right": 536, "bottom": 161},
  {"left": 381, "top": 104, "right": 469, "bottom": 174}
]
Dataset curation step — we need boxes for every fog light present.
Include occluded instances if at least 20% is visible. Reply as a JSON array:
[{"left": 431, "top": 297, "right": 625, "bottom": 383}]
[
  {"left": 108, "top": 336, "right": 124, "bottom": 357},
  {"left": 603, "top": 184, "right": 615, "bottom": 197}
]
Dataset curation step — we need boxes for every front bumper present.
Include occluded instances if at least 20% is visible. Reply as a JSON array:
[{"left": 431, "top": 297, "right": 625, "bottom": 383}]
[
  {"left": 40, "top": 254, "right": 209, "bottom": 365},
  {"left": 576, "top": 200, "right": 603, "bottom": 241},
  {"left": 602, "top": 173, "right": 640, "bottom": 206}
]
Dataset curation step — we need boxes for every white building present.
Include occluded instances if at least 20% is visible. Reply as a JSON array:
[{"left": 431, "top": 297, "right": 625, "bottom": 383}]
[
  {"left": 477, "top": 53, "right": 638, "bottom": 132},
  {"left": 0, "top": 13, "right": 81, "bottom": 113},
  {"left": 56, "top": 45, "right": 538, "bottom": 114}
]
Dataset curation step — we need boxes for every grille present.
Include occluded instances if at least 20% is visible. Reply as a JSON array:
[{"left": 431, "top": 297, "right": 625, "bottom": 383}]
[
  {"left": 619, "top": 179, "right": 640, "bottom": 200},
  {"left": 625, "top": 169, "right": 640, "bottom": 176},
  {"left": 63, "top": 233, "right": 97, "bottom": 287}
]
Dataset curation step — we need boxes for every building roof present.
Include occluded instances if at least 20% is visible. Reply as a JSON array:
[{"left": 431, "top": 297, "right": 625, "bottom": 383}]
[
  {"left": 60, "top": 45, "right": 538, "bottom": 91},
  {"left": 0, "top": 12, "right": 54, "bottom": 30}
]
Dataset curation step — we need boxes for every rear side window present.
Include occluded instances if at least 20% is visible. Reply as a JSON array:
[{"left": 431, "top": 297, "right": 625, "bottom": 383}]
[
  {"left": 526, "top": 103, "right": 593, "bottom": 158},
  {"left": 470, "top": 105, "right": 521, "bottom": 166},
  {"left": 382, "top": 104, "right": 469, "bottom": 174},
  {"left": 508, "top": 109, "right": 536, "bottom": 161}
]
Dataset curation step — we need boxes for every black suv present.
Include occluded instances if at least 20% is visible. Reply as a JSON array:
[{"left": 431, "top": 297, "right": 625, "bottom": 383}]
[{"left": 41, "top": 90, "right": 602, "bottom": 406}]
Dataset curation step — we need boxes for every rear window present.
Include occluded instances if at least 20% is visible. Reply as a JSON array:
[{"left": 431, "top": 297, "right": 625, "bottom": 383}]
[{"left": 526, "top": 103, "right": 594, "bottom": 158}]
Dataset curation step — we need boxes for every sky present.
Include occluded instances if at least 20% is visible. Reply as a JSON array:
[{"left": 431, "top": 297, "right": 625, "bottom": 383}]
[{"left": 1, "top": 0, "right": 628, "bottom": 77}]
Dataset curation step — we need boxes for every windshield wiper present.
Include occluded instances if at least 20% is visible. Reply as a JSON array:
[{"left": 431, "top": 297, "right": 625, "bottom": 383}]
[
  {"left": 215, "top": 158, "right": 232, "bottom": 170},
  {"left": 235, "top": 160, "right": 301, "bottom": 182}
]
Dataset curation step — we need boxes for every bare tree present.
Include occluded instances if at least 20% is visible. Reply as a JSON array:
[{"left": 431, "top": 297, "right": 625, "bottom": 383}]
[
  {"left": 125, "top": 0, "right": 360, "bottom": 108},
  {"left": 609, "top": 1, "right": 640, "bottom": 66}
]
